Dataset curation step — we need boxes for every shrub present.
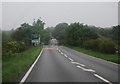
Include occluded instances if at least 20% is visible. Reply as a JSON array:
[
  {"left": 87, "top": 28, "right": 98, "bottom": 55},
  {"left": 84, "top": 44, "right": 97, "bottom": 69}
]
[
  {"left": 99, "top": 39, "right": 116, "bottom": 54},
  {"left": 2, "top": 40, "right": 27, "bottom": 60},
  {"left": 83, "top": 39, "right": 100, "bottom": 51},
  {"left": 5, "top": 41, "right": 26, "bottom": 53},
  {"left": 83, "top": 38, "right": 116, "bottom": 54}
]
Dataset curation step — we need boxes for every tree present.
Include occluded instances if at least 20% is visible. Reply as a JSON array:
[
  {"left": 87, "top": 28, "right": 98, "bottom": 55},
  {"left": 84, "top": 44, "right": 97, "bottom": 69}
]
[
  {"left": 11, "top": 19, "right": 45, "bottom": 46},
  {"left": 111, "top": 25, "right": 120, "bottom": 44},
  {"left": 52, "top": 23, "right": 68, "bottom": 45},
  {"left": 33, "top": 19, "right": 45, "bottom": 30},
  {"left": 65, "top": 22, "right": 98, "bottom": 46},
  {"left": 41, "top": 27, "right": 54, "bottom": 45}
]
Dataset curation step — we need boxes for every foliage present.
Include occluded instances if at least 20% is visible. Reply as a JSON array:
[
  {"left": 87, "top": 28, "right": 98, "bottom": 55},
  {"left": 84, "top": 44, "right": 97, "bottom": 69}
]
[
  {"left": 99, "top": 39, "right": 116, "bottom": 54},
  {"left": 52, "top": 23, "right": 68, "bottom": 45},
  {"left": 98, "top": 28, "right": 112, "bottom": 38},
  {"left": 65, "top": 22, "right": 98, "bottom": 46},
  {"left": 111, "top": 25, "right": 120, "bottom": 45},
  {"left": 2, "top": 40, "right": 27, "bottom": 60},
  {"left": 42, "top": 27, "right": 53, "bottom": 45},
  {"left": 83, "top": 39, "right": 100, "bottom": 51},
  {"left": 2, "top": 30, "right": 14, "bottom": 41},
  {"left": 11, "top": 19, "right": 45, "bottom": 46},
  {"left": 52, "top": 22, "right": 118, "bottom": 54},
  {"left": 83, "top": 38, "right": 116, "bottom": 54},
  {"left": 3, "top": 45, "right": 43, "bottom": 82},
  {"left": 71, "top": 47, "right": 119, "bottom": 64},
  {"left": 2, "top": 19, "right": 45, "bottom": 61}
]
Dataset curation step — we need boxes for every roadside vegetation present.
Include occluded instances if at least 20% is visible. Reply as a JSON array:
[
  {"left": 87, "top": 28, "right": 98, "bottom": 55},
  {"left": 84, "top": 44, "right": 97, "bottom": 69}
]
[
  {"left": 51, "top": 23, "right": 120, "bottom": 63},
  {"left": 2, "top": 18, "right": 120, "bottom": 82},
  {"left": 2, "top": 19, "right": 47, "bottom": 82},
  {"left": 71, "top": 47, "right": 119, "bottom": 64},
  {"left": 3, "top": 45, "right": 43, "bottom": 82}
]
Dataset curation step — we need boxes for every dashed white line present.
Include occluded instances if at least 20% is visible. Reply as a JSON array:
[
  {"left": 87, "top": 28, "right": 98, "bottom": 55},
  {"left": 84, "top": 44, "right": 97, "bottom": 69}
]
[
  {"left": 83, "top": 69, "right": 96, "bottom": 72},
  {"left": 64, "top": 54, "right": 68, "bottom": 58},
  {"left": 76, "top": 65, "right": 84, "bottom": 70},
  {"left": 61, "top": 52, "right": 63, "bottom": 55},
  {"left": 71, "top": 62, "right": 85, "bottom": 67},
  {"left": 76, "top": 66, "right": 96, "bottom": 72},
  {"left": 58, "top": 48, "right": 112, "bottom": 83},
  {"left": 94, "top": 74, "right": 112, "bottom": 84},
  {"left": 68, "top": 58, "right": 74, "bottom": 61},
  {"left": 58, "top": 50, "right": 61, "bottom": 52}
]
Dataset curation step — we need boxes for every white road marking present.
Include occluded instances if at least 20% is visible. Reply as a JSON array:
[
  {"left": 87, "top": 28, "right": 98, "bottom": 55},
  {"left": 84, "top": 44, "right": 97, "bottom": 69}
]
[
  {"left": 76, "top": 66, "right": 96, "bottom": 72},
  {"left": 83, "top": 69, "right": 96, "bottom": 72},
  {"left": 58, "top": 50, "right": 61, "bottom": 52},
  {"left": 73, "top": 48, "right": 118, "bottom": 66},
  {"left": 94, "top": 74, "right": 112, "bottom": 84},
  {"left": 68, "top": 58, "right": 74, "bottom": 61},
  {"left": 19, "top": 48, "right": 44, "bottom": 83},
  {"left": 77, "top": 65, "right": 84, "bottom": 69},
  {"left": 60, "top": 52, "right": 63, "bottom": 55},
  {"left": 71, "top": 62, "right": 85, "bottom": 67},
  {"left": 64, "top": 54, "right": 68, "bottom": 58}
]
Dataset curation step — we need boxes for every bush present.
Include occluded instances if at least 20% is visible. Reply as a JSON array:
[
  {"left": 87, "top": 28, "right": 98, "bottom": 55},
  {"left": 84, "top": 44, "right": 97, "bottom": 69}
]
[
  {"left": 83, "top": 38, "right": 116, "bottom": 54},
  {"left": 2, "top": 40, "right": 27, "bottom": 60},
  {"left": 99, "top": 39, "right": 116, "bottom": 54},
  {"left": 5, "top": 41, "right": 26, "bottom": 53},
  {"left": 83, "top": 39, "right": 100, "bottom": 51}
]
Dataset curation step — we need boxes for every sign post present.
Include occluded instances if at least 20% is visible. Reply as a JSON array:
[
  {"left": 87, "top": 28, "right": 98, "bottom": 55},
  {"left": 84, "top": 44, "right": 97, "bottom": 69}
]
[{"left": 31, "top": 34, "right": 40, "bottom": 46}]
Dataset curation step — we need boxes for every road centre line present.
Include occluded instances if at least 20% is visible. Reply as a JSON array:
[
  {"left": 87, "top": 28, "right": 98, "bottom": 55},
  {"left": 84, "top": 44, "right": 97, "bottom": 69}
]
[
  {"left": 58, "top": 50, "right": 61, "bottom": 52},
  {"left": 68, "top": 57, "right": 74, "bottom": 62},
  {"left": 70, "top": 47, "right": 118, "bottom": 66},
  {"left": 60, "top": 52, "right": 63, "bottom": 55},
  {"left": 76, "top": 66, "right": 96, "bottom": 73},
  {"left": 64, "top": 54, "right": 68, "bottom": 57},
  {"left": 58, "top": 47, "right": 112, "bottom": 83},
  {"left": 71, "top": 62, "right": 85, "bottom": 67},
  {"left": 19, "top": 48, "right": 44, "bottom": 83},
  {"left": 94, "top": 74, "right": 112, "bottom": 84}
]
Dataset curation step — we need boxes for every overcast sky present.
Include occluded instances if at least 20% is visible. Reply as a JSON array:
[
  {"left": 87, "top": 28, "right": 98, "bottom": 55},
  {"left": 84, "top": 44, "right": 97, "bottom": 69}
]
[{"left": 2, "top": 2, "right": 118, "bottom": 30}]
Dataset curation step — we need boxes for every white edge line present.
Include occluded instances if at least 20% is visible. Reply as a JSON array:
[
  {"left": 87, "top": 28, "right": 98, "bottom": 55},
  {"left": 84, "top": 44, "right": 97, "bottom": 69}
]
[
  {"left": 94, "top": 74, "right": 112, "bottom": 84},
  {"left": 19, "top": 48, "right": 44, "bottom": 83}
]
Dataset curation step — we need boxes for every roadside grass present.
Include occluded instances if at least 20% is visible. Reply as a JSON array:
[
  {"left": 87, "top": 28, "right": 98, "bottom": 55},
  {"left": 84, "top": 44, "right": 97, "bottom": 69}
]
[
  {"left": 70, "top": 47, "right": 119, "bottom": 64},
  {"left": 2, "top": 45, "right": 43, "bottom": 82}
]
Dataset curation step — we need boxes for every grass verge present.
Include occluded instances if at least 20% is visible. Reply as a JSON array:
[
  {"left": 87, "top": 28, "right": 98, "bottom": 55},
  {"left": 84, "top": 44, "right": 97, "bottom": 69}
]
[
  {"left": 70, "top": 47, "right": 119, "bottom": 64},
  {"left": 2, "top": 45, "right": 43, "bottom": 82}
]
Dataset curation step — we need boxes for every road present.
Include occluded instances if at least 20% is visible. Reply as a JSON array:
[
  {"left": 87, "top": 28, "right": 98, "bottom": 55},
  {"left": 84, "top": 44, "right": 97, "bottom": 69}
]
[{"left": 24, "top": 45, "right": 118, "bottom": 83}]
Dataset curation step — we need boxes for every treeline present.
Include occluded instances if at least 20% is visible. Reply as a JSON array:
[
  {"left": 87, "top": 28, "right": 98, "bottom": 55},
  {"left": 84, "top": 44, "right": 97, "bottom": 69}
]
[
  {"left": 51, "top": 22, "right": 119, "bottom": 54},
  {"left": 2, "top": 19, "right": 119, "bottom": 61},
  {"left": 2, "top": 19, "right": 50, "bottom": 60}
]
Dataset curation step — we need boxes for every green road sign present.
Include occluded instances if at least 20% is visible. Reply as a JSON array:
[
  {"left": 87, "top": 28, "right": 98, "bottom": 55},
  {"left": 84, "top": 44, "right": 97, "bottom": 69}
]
[{"left": 31, "top": 34, "right": 40, "bottom": 40}]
